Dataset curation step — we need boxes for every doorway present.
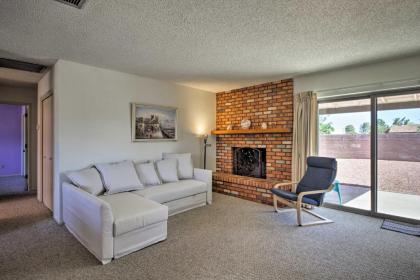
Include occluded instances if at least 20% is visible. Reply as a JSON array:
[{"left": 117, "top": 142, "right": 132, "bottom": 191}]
[
  {"left": 318, "top": 89, "right": 420, "bottom": 223},
  {"left": 0, "top": 103, "right": 29, "bottom": 195}
]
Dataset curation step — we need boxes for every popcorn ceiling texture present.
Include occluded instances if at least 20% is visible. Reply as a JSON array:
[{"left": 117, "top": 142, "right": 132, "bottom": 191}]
[
  {"left": 1, "top": 1, "right": 420, "bottom": 92},
  {"left": 214, "top": 79, "right": 294, "bottom": 205}
]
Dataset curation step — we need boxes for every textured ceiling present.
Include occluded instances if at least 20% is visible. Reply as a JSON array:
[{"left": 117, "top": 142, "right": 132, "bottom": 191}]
[{"left": 0, "top": 0, "right": 420, "bottom": 92}]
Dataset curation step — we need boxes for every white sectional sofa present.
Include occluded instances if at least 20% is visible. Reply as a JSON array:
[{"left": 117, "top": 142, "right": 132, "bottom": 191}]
[{"left": 62, "top": 154, "right": 212, "bottom": 264}]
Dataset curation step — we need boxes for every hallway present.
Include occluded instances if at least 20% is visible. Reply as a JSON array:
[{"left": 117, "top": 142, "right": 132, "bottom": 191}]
[
  {"left": 0, "top": 195, "right": 50, "bottom": 237},
  {"left": 0, "top": 176, "right": 27, "bottom": 196}
]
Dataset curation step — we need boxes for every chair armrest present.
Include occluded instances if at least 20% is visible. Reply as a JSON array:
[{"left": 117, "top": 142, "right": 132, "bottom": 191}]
[
  {"left": 273, "top": 181, "right": 299, "bottom": 192},
  {"left": 62, "top": 182, "right": 114, "bottom": 264},
  {"left": 193, "top": 168, "right": 212, "bottom": 204},
  {"left": 296, "top": 184, "right": 335, "bottom": 203}
]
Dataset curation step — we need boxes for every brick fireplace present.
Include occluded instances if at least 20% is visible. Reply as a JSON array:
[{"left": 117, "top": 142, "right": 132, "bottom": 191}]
[{"left": 213, "top": 79, "right": 294, "bottom": 205}]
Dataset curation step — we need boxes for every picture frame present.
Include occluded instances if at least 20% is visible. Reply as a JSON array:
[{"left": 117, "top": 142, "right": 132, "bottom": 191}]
[{"left": 131, "top": 103, "right": 178, "bottom": 142}]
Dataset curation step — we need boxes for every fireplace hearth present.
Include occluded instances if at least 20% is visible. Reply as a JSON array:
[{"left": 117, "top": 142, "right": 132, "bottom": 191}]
[{"left": 233, "top": 147, "right": 266, "bottom": 179}]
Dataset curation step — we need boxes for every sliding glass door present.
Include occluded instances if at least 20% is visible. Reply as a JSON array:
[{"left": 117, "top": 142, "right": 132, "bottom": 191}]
[
  {"left": 318, "top": 99, "right": 371, "bottom": 211},
  {"left": 376, "top": 93, "right": 420, "bottom": 221},
  {"left": 318, "top": 90, "right": 420, "bottom": 222}
]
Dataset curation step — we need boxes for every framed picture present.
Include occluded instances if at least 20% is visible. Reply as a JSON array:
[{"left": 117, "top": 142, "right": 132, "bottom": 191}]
[{"left": 131, "top": 103, "right": 178, "bottom": 141}]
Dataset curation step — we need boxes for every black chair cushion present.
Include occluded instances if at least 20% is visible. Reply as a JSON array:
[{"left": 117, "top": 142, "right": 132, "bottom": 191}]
[
  {"left": 306, "top": 156, "right": 337, "bottom": 170},
  {"left": 296, "top": 156, "right": 337, "bottom": 205},
  {"left": 270, "top": 188, "right": 320, "bottom": 206}
]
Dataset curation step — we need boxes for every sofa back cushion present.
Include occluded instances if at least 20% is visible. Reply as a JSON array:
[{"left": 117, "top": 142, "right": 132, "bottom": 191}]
[
  {"left": 134, "top": 162, "right": 162, "bottom": 186},
  {"left": 162, "top": 153, "right": 193, "bottom": 179},
  {"left": 155, "top": 159, "right": 179, "bottom": 183},
  {"left": 95, "top": 161, "right": 143, "bottom": 195},
  {"left": 66, "top": 167, "right": 105, "bottom": 196}
]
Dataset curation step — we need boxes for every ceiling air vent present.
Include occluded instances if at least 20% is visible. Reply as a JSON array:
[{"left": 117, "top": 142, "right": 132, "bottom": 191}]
[
  {"left": 0, "top": 58, "right": 47, "bottom": 73},
  {"left": 54, "top": 0, "right": 86, "bottom": 9}
]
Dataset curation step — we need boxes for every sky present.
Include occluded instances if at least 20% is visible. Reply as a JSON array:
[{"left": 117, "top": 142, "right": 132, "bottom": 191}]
[
  {"left": 321, "top": 108, "right": 420, "bottom": 134},
  {"left": 135, "top": 106, "right": 176, "bottom": 121}
]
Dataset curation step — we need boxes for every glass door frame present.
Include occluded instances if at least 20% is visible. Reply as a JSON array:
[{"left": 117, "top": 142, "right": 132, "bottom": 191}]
[{"left": 318, "top": 86, "right": 420, "bottom": 224}]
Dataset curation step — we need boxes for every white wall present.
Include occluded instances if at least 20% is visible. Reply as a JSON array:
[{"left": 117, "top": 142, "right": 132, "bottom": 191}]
[
  {"left": 294, "top": 55, "right": 420, "bottom": 97},
  {"left": 52, "top": 60, "right": 215, "bottom": 223}
]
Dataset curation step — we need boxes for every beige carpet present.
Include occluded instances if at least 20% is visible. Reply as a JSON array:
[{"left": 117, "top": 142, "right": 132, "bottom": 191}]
[{"left": 0, "top": 193, "right": 419, "bottom": 280}]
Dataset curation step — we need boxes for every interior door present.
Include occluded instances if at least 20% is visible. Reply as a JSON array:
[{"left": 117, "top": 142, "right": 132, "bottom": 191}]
[{"left": 42, "top": 95, "right": 53, "bottom": 211}]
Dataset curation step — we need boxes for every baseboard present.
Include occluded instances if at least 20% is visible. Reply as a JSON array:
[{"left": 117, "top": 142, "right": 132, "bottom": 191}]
[
  {"left": 0, "top": 174, "right": 22, "bottom": 177},
  {"left": 0, "top": 190, "right": 36, "bottom": 197}
]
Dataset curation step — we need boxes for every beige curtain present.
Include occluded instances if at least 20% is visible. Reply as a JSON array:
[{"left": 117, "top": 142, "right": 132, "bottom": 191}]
[{"left": 292, "top": 91, "right": 318, "bottom": 185}]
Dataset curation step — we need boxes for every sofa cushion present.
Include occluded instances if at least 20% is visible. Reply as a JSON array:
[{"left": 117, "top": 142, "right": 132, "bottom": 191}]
[
  {"left": 66, "top": 167, "right": 105, "bottom": 196},
  {"left": 99, "top": 192, "right": 168, "bottom": 237},
  {"left": 162, "top": 153, "right": 193, "bottom": 179},
  {"left": 95, "top": 161, "right": 143, "bottom": 195},
  {"left": 131, "top": 179, "right": 207, "bottom": 204},
  {"left": 155, "top": 159, "right": 179, "bottom": 183},
  {"left": 135, "top": 162, "right": 162, "bottom": 186}
]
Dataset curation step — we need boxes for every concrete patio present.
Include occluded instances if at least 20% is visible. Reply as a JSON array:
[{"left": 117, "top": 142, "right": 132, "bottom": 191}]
[
  {"left": 345, "top": 190, "right": 420, "bottom": 220},
  {"left": 324, "top": 158, "right": 420, "bottom": 220}
]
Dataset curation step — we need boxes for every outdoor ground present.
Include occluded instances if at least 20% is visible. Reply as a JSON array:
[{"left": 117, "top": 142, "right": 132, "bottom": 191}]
[
  {"left": 336, "top": 159, "right": 420, "bottom": 195},
  {"left": 324, "top": 159, "right": 420, "bottom": 220}
]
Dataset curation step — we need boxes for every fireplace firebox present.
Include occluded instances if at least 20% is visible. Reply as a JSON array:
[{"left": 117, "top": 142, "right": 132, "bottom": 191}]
[{"left": 232, "top": 147, "right": 266, "bottom": 179}]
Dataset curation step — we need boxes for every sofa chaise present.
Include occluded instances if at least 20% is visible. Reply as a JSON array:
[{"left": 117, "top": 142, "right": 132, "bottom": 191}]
[{"left": 62, "top": 153, "right": 212, "bottom": 264}]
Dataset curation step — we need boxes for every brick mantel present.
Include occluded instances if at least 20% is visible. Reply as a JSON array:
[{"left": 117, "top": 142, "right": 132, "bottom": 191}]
[{"left": 213, "top": 79, "right": 294, "bottom": 205}]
